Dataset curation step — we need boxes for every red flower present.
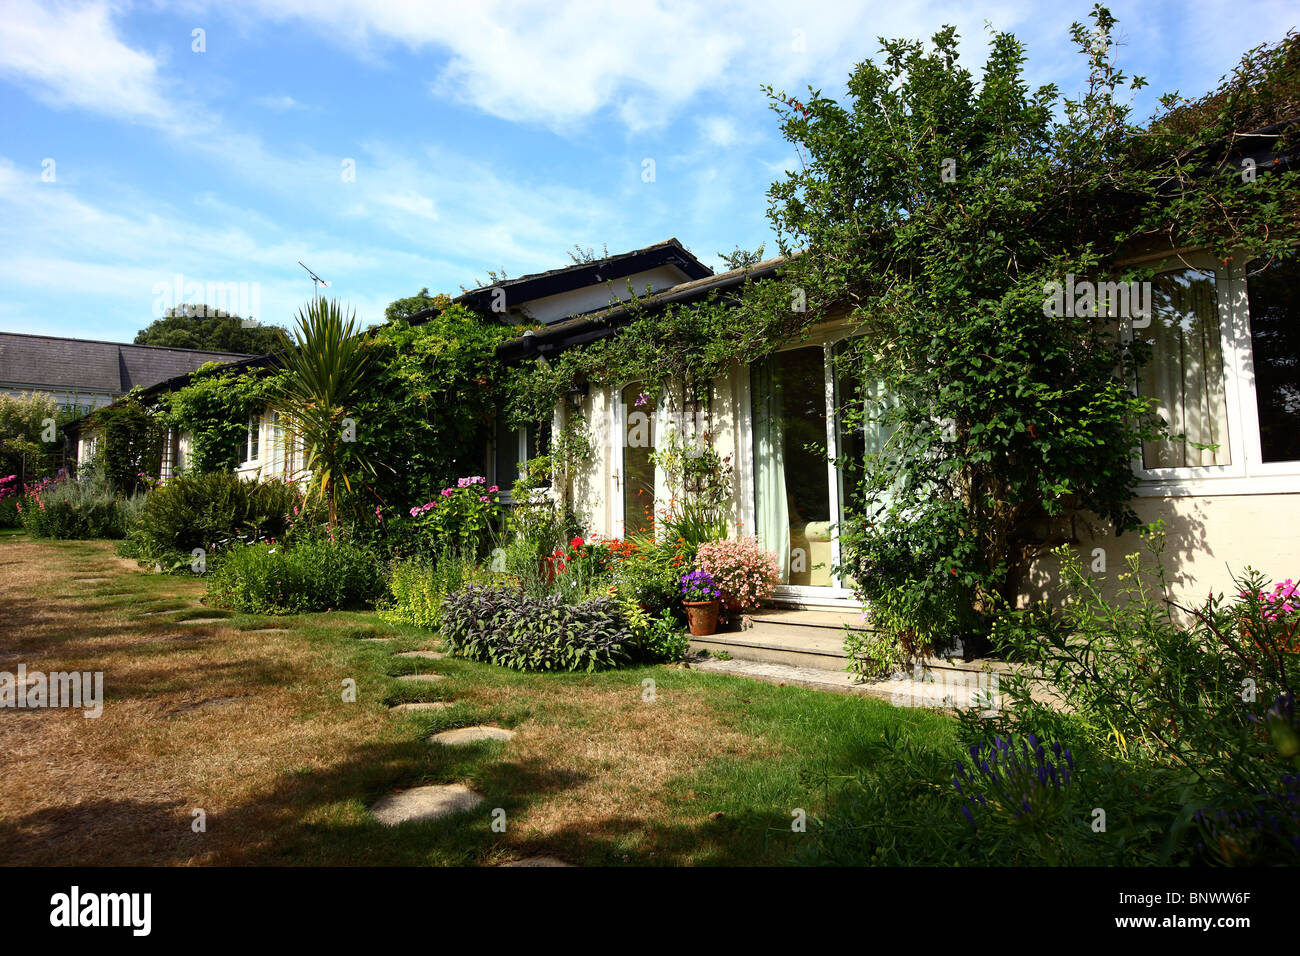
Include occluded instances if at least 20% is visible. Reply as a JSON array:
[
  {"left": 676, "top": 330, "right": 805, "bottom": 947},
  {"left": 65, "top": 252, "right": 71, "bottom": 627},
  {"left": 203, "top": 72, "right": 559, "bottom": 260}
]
[{"left": 571, "top": 536, "right": 585, "bottom": 549}]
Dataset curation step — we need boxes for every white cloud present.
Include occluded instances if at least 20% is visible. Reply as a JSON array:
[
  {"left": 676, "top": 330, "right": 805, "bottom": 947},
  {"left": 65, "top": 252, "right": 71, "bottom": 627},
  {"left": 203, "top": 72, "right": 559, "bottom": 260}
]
[
  {"left": 228, "top": 0, "right": 1035, "bottom": 133},
  {"left": 0, "top": 0, "right": 181, "bottom": 127},
  {"left": 255, "top": 93, "right": 307, "bottom": 111}
]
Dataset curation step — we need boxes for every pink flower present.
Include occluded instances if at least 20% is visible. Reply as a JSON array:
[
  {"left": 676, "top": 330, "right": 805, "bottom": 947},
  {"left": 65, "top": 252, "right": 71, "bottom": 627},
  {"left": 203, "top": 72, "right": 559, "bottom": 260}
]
[
  {"left": 488, "top": 485, "right": 499, "bottom": 493},
  {"left": 441, "top": 488, "right": 454, "bottom": 497},
  {"left": 409, "top": 507, "right": 420, "bottom": 517},
  {"left": 479, "top": 495, "right": 489, "bottom": 502}
]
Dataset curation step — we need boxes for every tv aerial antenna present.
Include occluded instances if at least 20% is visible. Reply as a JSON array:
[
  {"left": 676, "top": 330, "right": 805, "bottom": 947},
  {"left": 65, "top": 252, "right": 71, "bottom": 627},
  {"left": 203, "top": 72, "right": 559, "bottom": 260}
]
[{"left": 298, "top": 261, "right": 330, "bottom": 301}]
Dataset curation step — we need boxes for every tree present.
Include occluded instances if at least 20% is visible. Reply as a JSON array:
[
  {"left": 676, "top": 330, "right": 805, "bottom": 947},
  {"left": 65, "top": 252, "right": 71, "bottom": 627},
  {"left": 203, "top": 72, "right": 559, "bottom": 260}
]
[
  {"left": 759, "top": 7, "right": 1298, "bottom": 653},
  {"left": 384, "top": 288, "right": 450, "bottom": 324},
  {"left": 272, "top": 299, "right": 378, "bottom": 530},
  {"left": 352, "top": 305, "right": 512, "bottom": 511},
  {"left": 135, "top": 305, "right": 289, "bottom": 354},
  {"left": 718, "top": 244, "right": 766, "bottom": 270},
  {"left": 0, "top": 392, "right": 72, "bottom": 484},
  {"left": 87, "top": 395, "right": 163, "bottom": 494}
]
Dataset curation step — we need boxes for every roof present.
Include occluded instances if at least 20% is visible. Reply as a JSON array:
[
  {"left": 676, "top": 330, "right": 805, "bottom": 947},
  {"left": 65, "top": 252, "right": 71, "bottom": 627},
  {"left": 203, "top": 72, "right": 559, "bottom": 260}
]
[
  {"left": 0, "top": 331, "right": 253, "bottom": 395},
  {"left": 449, "top": 238, "right": 713, "bottom": 321},
  {"left": 497, "top": 254, "right": 786, "bottom": 362}
]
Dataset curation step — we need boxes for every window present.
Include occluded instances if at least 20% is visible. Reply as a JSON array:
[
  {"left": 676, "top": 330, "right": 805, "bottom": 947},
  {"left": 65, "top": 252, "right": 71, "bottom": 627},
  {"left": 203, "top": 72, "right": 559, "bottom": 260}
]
[
  {"left": 247, "top": 415, "right": 260, "bottom": 462},
  {"left": 493, "top": 412, "right": 551, "bottom": 493},
  {"left": 1245, "top": 257, "right": 1300, "bottom": 464},
  {"left": 1135, "top": 268, "right": 1230, "bottom": 469}
]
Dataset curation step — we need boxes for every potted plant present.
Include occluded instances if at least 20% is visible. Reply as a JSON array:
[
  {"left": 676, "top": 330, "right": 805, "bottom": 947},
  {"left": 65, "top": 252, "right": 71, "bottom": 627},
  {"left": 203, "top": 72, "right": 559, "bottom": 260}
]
[
  {"left": 680, "top": 569, "right": 722, "bottom": 636},
  {"left": 694, "top": 536, "right": 781, "bottom": 613}
]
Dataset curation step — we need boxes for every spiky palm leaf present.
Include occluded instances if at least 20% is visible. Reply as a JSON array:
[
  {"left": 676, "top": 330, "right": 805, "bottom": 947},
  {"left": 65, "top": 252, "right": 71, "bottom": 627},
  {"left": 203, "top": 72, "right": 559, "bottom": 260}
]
[{"left": 272, "top": 298, "right": 378, "bottom": 528}]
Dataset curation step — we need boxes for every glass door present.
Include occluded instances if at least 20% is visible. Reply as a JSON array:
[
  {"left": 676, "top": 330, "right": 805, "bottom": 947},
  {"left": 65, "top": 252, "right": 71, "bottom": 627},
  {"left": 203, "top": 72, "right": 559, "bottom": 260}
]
[
  {"left": 752, "top": 347, "right": 834, "bottom": 587},
  {"left": 618, "top": 382, "right": 656, "bottom": 537}
]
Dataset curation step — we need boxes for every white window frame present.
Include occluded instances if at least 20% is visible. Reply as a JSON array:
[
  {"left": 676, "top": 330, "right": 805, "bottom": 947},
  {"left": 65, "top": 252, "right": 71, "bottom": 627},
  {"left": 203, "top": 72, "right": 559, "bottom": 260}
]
[
  {"left": 246, "top": 413, "right": 261, "bottom": 464},
  {"left": 1126, "top": 251, "right": 1300, "bottom": 497}
]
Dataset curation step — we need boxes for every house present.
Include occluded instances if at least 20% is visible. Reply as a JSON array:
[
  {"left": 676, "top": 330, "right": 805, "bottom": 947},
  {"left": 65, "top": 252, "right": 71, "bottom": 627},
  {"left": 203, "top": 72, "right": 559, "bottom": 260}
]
[
  {"left": 82, "top": 235, "right": 1294, "bottom": 618},
  {"left": 487, "top": 244, "right": 1298, "bottom": 613},
  {"left": 233, "top": 238, "right": 715, "bottom": 491},
  {"left": 70, "top": 353, "right": 269, "bottom": 479},
  {"left": 0, "top": 331, "right": 251, "bottom": 416}
]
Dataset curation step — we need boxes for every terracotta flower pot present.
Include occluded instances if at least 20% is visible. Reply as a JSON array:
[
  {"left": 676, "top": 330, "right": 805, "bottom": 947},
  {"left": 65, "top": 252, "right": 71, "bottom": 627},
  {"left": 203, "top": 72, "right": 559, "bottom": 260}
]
[{"left": 684, "top": 599, "right": 721, "bottom": 636}]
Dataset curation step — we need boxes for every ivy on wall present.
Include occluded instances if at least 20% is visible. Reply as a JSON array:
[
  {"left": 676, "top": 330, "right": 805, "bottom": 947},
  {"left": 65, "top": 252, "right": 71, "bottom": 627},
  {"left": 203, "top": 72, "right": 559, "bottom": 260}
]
[{"left": 157, "top": 364, "right": 281, "bottom": 475}]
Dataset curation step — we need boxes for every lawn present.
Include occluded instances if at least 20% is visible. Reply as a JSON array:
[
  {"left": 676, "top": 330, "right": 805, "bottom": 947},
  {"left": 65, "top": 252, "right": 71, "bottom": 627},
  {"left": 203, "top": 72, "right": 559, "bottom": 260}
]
[{"left": 0, "top": 533, "right": 956, "bottom": 866}]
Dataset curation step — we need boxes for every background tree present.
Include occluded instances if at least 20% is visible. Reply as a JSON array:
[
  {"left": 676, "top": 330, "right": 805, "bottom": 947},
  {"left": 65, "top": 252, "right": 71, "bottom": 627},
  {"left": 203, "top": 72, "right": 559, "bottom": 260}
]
[
  {"left": 0, "top": 392, "right": 74, "bottom": 484},
  {"left": 384, "top": 288, "right": 451, "bottom": 324},
  {"left": 717, "top": 244, "right": 766, "bottom": 269},
  {"left": 135, "top": 305, "right": 289, "bottom": 354}
]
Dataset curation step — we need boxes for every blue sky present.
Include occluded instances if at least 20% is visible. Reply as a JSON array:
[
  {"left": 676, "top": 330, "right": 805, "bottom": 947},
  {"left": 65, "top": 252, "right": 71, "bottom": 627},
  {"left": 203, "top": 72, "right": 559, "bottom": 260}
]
[{"left": 1, "top": 0, "right": 1295, "bottom": 343}]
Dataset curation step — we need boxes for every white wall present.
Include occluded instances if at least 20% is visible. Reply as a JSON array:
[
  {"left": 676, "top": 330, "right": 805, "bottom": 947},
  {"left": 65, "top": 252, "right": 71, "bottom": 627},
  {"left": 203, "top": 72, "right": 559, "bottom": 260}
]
[{"left": 516, "top": 266, "right": 687, "bottom": 325}]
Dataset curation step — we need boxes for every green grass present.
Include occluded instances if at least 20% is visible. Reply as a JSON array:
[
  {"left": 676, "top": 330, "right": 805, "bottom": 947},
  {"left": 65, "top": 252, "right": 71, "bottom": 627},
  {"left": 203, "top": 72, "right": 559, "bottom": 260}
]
[{"left": 1, "top": 534, "right": 960, "bottom": 866}]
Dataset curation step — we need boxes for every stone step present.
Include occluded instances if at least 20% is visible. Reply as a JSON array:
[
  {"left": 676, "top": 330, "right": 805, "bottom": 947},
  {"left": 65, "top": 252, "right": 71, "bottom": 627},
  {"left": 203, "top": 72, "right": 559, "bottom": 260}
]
[
  {"left": 690, "top": 629, "right": 847, "bottom": 669},
  {"left": 685, "top": 657, "right": 1000, "bottom": 712},
  {"left": 747, "top": 609, "right": 870, "bottom": 632}
]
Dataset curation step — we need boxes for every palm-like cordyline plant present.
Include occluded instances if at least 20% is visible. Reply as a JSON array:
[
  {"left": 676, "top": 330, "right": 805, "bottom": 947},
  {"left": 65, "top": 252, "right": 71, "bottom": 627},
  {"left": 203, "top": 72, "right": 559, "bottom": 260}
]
[{"left": 273, "top": 298, "right": 378, "bottom": 531}]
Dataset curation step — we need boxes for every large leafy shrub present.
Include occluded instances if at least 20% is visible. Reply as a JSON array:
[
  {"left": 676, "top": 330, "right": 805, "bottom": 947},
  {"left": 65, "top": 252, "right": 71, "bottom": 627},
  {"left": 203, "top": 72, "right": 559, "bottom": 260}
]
[
  {"left": 349, "top": 306, "right": 512, "bottom": 516},
  {"left": 125, "top": 471, "right": 299, "bottom": 571},
  {"left": 758, "top": 11, "right": 1300, "bottom": 654},
  {"left": 206, "top": 536, "right": 385, "bottom": 614},
  {"left": 441, "top": 584, "right": 634, "bottom": 672},
  {"left": 157, "top": 365, "right": 280, "bottom": 474},
  {"left": 19, "top": 476, "right": 138, "bottom": 539},
  {"left": 0, "top": 393, "right": 76, "bottom": 487},
  {"left": 87, "top": 396, "right": 165, "bottom": 495}
]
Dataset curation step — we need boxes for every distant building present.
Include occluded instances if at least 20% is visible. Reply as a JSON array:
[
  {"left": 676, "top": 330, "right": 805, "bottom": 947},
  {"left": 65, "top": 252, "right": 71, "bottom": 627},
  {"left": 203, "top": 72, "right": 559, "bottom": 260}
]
[{"left": 0, "top": 331, "right": 251, "bottom": 415}]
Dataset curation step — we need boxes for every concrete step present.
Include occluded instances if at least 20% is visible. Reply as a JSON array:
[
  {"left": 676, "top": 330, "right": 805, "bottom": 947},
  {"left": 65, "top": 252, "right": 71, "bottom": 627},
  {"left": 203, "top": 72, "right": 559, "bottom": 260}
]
[
  {"left": 685, "top": 656, "right": 1002, "bottom": 712},
  {"left": 689, "top": 629, "right": 848, "bottom": 669}
]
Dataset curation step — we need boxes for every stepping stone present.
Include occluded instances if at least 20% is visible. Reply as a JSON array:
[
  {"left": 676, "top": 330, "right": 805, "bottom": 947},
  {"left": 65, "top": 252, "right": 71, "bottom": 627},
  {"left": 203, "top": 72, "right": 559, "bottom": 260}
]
[
  {"left": 370, "top": 784, "right": 482, "bottom": 826},
  {"left": 73, "top": 578, "right": 109, "bottom": 584},
  {"left": 395, "top": 650, "right": 445, "bottom": 660},
  {"left": 503, "top": 856, "right": 571, "bottom": 867},
  {"left": 361, "top": 637, "right": 396, "bottom": 642},
  {"left": 390, "top": 701, "right": 452, "bottom": 713},
  {"left": 396, "top": 673, "right": 444, "bottom": 684},
  {"left": 182, "top": 618, "right": 228, "bottom": 625},
  {"left": 429, "top": 726, "right": 515, "bottom": 746}
]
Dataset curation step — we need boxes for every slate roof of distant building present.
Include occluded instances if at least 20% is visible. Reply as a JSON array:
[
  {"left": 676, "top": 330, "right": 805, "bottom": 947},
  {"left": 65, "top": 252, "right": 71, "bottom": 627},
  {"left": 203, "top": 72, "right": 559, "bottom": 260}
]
[{"left": 0, "top": 331, "right": 253, "bottom": 394}]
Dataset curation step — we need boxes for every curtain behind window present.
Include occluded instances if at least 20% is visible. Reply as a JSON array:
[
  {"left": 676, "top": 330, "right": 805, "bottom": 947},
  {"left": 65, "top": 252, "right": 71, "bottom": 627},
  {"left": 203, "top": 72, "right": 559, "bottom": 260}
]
[
  {"left": 1137, "top": 269, "right": 1230, "bottom": 468},
  {"left": 751, "top": 356, "right": 790, "bottom": 583}
]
